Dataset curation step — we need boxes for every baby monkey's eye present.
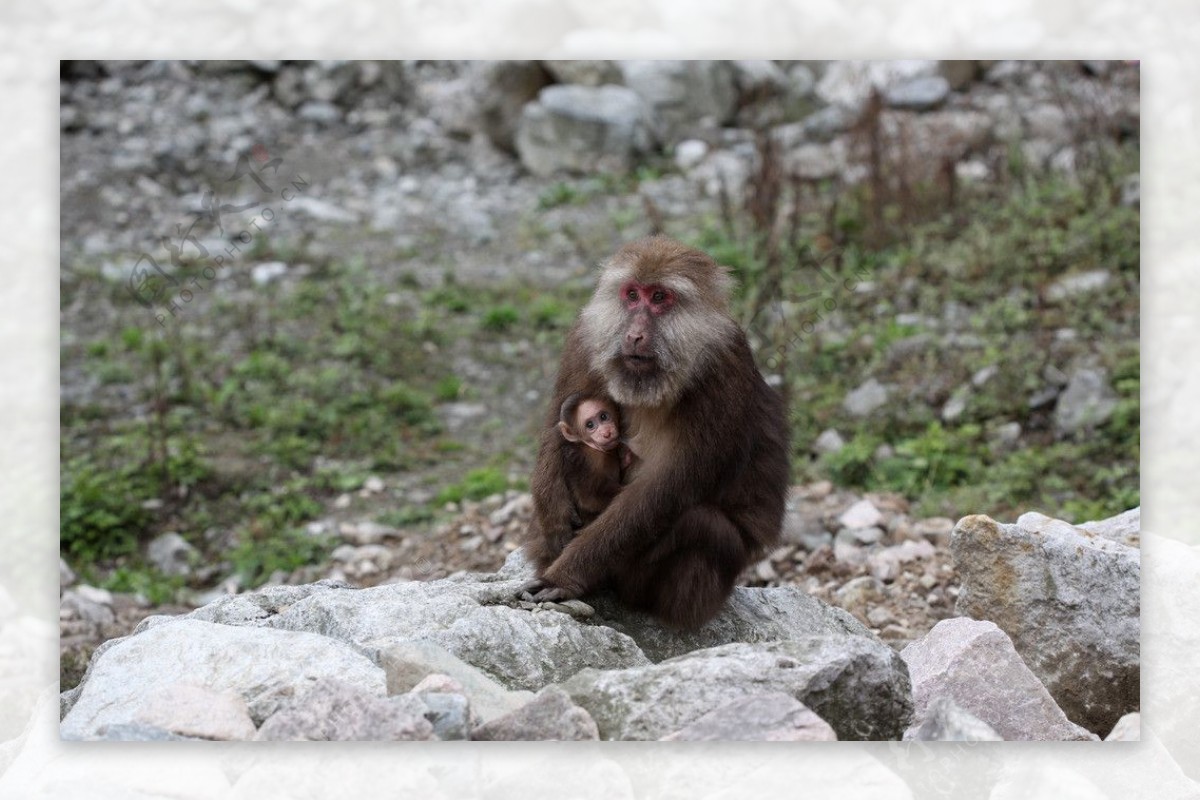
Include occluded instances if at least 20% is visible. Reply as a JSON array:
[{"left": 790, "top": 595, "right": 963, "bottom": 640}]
[
  {"left": 586, "top": 420, "right": 595, "bottom": 430},
  {"left": 599, "top": 412, "right": 609, "bottom": 421}
]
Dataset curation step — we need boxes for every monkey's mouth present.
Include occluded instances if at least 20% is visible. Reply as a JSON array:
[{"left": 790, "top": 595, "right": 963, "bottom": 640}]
[{"left": 621, "top": 354, "right": 657, "bottom": 374}]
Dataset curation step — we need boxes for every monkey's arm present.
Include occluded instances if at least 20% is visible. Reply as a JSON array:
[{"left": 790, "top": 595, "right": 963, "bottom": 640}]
[{"left": 524, "top": 429, "right": 581, "bottom": 571}]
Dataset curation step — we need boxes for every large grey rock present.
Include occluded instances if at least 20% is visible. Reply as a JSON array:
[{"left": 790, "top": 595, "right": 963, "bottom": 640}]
[
  {"left": 586, "top": 584, "right": 870, "bottom": 662},
  {"left": 379, "top": 640, "right": 534, "bottom": 722},
  {"left": 909, "top": 696, "right": 1003, "bottom": 741},
  {"left": 191, "top": 575, "right": 649, "bottom": 691},
  {"left": 60, "top": 619, "right": 385, "bottom": 739},
  {"left": 901, "top": 618, "right": 1096, "bottom": 741},
  {"left": 559, "top": 638, "right": 912, "bottom": 741},
  {"left": 1080, "top": 506, "right": 1140, "bottom": 547},
  {"left": 661, "top": 692, "right": 837, "bottom": 741},
  {"left": 618, "top": 60, "right": 737, "bottom": 144},
  {"left": 471, "top": 687, "right": 599, "bottom": 741},
  {"left": 254, "top": 678, "right": 435, "bottom": 741},
  {"left": 1053, "top": 366, "right": 1119, "bottom": 433},
  {"left": 952, "top": 513, "right": 1139, "bottom": 735},
  {"left": 515, "top": 85, "right": 655, "bottom": 176}
]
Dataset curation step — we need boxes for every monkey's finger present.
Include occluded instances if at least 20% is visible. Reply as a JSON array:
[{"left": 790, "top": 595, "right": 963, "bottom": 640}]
[
  {"left": 517, "top": 579, "right": 548, "bottom": 597},
  {"left": 532, "top": 586, "right": 575, "bottom": 603}
]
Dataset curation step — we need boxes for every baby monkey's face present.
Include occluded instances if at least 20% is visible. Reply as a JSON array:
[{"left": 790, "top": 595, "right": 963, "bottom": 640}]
[{"left": 575, "top": 399, "right": 620, "bottom": 452}]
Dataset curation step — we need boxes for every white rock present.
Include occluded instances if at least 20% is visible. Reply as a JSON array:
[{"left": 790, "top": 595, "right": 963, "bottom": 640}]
[
  {"left": 61, "top": 618, "right": 386, "bottom": 738},
  {"left": 839, "top": 499, "right": 883, "bottom": 530},
  {"left": 673, "top": 139, "right": 708, "bottom": 170},
  {"left": 135, "top": 682, "right": 256, "bottom": 740}
]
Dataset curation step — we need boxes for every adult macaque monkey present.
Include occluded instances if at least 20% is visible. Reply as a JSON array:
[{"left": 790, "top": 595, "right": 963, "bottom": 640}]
[{"left": 522, "top": 236, "right": 789, "bottom": 629}]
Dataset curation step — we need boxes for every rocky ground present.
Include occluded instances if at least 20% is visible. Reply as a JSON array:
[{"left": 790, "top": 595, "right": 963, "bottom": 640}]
[{"left": 59, "top": 506, "right": 1140, "bottom": 744}]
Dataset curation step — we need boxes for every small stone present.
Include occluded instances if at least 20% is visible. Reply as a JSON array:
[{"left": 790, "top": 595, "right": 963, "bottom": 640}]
[
  {"left": 843, "top": 378, "right": 889, "bottom": 417},
  {"left": 363, "top": 476, "right": 385, "bottom": 493},
  {"left": 813, "top": 428, "right": 846, "bottom": 455},
  {"left": 971, "top": 365, "right": 998, "bottom": 387},
  {"left": 416, "top": 692, "right": 472, "bottom": 740},
  {"left": 941, "top": 388, "right": 969, "bottom": 422},
  {"left": 866, "top": 607, "right": 893, "bottom": 628},
  {"left": 913, "top": 517, "right": 954, "bottom": 544},
  {"left": 911, "top": 696, "right": 1003, "bottom": 741},
  {"left": 1120, "top": 173, "right": 1139, "bottom": 208},
  {"left": 848, "top": 526, "right": 884, "bottom": 545},
  {"left": 834, "top": 576, "right": 882, "bottom": 616},
  {"left": 1054, "top": 366, "right": 1118, "bottom": 434},
  {"left": 559, "top": 600, "right": 595, "bottom": 618},
  {"left": 885, "top": 75, "right": 951, "bottom": 110},
  {"left": 59, "top": 558, "right": 77, "bottom": 588},
  {"left": 147, "top": 532, "right": 199, "bottom": 575},
  {"left": 297, "top": 100, "right": 342, "bottom": 123},
  {"left": 867, "top": 539, "right": 936, "bottom": 582},
  {"left": 674, "top": 139, "right": 709, "bottom": 170},
  {"left": 251, "top": 261, "right": 288, "bottom": 286},
  {"left": 755, "top": 560, "right": 778, "bottom": 582},
  {"left": 798, "top": 481, "right": 833, "bottom": 500},
  {"left": 839, "top": 500, "right": 884, "bottom": 530},
  {"left": 340, "top": 521, "right": 400, "bottom": 545},
  {"left": 1045, "top": 269, "right": 1112, "bottom": 302}
]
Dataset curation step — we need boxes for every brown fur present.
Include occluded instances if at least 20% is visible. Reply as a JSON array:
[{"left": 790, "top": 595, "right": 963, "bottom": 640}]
[{"left": 522, "top": 235, "right": 789, "bottom": 628}]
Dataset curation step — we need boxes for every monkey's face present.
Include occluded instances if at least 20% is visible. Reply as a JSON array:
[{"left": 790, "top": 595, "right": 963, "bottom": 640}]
[
  {"left": 575, "top": 400, "right": 620, "bottom": 452},
  {"left": 581, "top": 239, "right": 738, "bottom": 409}
]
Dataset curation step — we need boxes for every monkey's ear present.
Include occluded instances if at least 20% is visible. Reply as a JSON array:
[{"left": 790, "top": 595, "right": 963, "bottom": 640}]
[{"left": 557, "top": 421, "right": 581, "bottom": 443}]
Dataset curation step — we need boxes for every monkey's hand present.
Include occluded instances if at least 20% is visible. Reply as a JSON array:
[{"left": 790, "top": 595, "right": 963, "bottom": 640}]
[{"left": 517, "top": 577, "right": 580, "bottom": 603}]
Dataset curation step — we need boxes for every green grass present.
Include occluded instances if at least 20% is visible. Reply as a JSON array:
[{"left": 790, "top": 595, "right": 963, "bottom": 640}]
[{"left": 435, "top": 467, "right": 510, "bottom": 505}]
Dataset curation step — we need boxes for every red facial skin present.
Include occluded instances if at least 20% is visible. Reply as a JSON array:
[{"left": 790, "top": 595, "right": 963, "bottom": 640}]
[{"left": 620, "top": 282, "right": 674, "bottom": 370}]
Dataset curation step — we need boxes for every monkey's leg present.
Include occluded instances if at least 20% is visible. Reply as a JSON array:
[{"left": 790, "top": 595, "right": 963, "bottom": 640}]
[{"left": 615, "top": 505, "right": 748, "bottom": 629}]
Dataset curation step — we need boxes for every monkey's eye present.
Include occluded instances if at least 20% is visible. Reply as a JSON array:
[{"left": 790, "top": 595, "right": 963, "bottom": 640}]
[
  {"left": 598, "top": 411, "right": 609, "bottom": 421},
  {"left": 585, "top": 420, "right": 595, "bottom": 430},
  {"left": 626, "top": 288, "right": 639, "bottom": 302},
  {"left": 651, "top": 290, "right": 667, "bottom": 304}
]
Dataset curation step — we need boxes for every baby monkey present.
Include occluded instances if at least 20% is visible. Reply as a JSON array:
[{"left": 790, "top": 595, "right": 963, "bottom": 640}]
[{"left": 556, "top": 393, "right": 635, "bottom": 530}]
